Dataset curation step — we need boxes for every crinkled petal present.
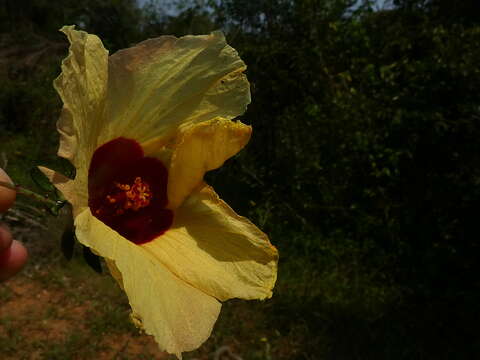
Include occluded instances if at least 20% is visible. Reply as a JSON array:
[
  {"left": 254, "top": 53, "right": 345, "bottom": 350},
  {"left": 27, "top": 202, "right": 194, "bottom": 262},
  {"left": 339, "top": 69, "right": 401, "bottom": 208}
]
[
  {"left": 54, "top": 25, "right": 109, "bottom": 203},
  {"left": 55, "top": 27, "right": 250, "bottom": 198},
  {"left": 144, "top": 183, "right": 278, "bottom": 302},
  {"left": 104, "top": 31, "right": 250, "bottom": 149},
  {"left": 38, "top": 166, "right": 87, "bottom": 215},
  {"left": 167, "top": 118, "right": 251, "bottom": 209},
  {"left": 105, "top": 258, "right": 124, "bottom": 290},
  {"left": 74, "top": 209, "right": 221, "bottom": 357}
]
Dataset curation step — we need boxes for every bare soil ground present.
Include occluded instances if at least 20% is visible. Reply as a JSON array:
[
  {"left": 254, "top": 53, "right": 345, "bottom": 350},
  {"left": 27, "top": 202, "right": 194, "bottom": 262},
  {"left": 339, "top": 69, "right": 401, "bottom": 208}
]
[{"left": 1, "top": 273, "right": 169, "bottom": 360}]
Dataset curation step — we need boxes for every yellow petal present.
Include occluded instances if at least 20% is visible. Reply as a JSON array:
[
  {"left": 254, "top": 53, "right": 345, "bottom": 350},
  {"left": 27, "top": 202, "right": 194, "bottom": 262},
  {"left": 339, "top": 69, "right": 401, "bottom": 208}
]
[
  {"left": 37, "top": 166, "right": 88, "bottom": 215},
  {"left": 105, "top": 258, "right": 124, "bottom": 290},
  {"left": 144, "top": 183, "right": 278, "bottom": 302},
  {"left": 54, "top": 25, "right": 109, "bottom": 199},
  {"left": 55, "top": 28, "right": 250, "bottom": 200},
  {"left": 167, "top": 118, "right": 251, "bottom": 209},
  {"left": 74, "top": 209, "right": 221, "bottom": 357},
  {"left": 105, "top": 31, "right": 250, "bottom": 147}
]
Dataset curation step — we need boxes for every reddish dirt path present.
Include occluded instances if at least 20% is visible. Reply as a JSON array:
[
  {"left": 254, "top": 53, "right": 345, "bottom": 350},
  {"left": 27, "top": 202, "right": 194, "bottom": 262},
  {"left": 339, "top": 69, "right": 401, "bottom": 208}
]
[{"left": 0, "top": 275, "right": 170, "bottom": 360}]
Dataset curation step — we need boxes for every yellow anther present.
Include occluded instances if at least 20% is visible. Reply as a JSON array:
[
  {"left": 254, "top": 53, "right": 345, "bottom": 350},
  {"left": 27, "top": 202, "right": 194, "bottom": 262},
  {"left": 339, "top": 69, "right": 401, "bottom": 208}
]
[
  {"left": 104, "top": 176, "right": 152, "bottom": 216},
  {"left": 115, "top": 182, "right": 131, "bottom": 191}
]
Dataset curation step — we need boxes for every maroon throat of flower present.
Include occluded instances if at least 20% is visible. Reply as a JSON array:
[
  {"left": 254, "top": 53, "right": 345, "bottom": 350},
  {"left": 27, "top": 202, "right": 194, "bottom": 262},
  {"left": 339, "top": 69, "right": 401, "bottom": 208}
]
[{"left": 88, "top": 137, "right": 173, "bottom": 245}]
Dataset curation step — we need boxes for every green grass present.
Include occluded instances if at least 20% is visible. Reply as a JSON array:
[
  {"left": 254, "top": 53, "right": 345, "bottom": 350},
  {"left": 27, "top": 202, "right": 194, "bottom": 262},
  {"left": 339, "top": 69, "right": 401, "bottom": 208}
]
[
  {"left": 0, "top": 317, "right": 25, "bottom": 355},
  {"left": 36, "top": 333, "right": 99, "bottom": 360}
]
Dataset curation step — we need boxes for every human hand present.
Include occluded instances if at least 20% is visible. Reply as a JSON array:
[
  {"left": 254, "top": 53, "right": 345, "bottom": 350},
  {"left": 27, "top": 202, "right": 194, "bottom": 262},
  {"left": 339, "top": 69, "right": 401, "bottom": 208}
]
[{"left": 0, "top": 168, "right": 28, "bottom": 281}]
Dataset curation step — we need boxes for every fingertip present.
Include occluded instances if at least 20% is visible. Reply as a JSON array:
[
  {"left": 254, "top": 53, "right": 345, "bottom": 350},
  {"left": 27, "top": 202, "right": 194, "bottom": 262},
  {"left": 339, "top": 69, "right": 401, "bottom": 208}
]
[
  {"left": 0, "top": 240, "right": 28, "bottom": 281},
  {"left": 0, "top": 224, "right": 13, "bottom": 252},
  {"left": 0, "top": 168, "right": 16, "bottom": 213},
  {"left": 10, "top": 240, "right": 28, "bottom": 268}
]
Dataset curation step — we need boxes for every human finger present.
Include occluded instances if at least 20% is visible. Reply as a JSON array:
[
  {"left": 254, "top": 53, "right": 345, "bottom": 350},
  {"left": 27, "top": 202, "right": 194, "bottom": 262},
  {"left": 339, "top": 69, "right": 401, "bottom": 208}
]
[
  {"left": 0, "top": 239, "right": 28, "bottom": 281},
  {"left": 0, "top": 224, "right": 13, "bottom": 252},
  {"left": 0, "top": 168, "right": 16, "bottom": 213}
]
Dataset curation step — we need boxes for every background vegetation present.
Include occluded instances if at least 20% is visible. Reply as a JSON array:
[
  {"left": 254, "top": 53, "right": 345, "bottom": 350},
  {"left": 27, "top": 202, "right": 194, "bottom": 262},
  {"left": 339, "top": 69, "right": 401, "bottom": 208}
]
[{"left": 1, "top": 0, "right": 479, "bottom": 359}]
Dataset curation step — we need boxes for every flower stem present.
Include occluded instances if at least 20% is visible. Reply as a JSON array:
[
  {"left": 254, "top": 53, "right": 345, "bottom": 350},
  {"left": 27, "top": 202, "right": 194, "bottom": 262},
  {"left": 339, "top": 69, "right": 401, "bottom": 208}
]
[{"left": 0, "top": 180, "right": 58, "bottom": 207}]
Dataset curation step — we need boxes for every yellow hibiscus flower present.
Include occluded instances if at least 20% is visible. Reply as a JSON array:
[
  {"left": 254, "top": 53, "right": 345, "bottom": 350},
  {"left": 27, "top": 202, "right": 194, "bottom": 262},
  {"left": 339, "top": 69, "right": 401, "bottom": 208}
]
[{"left": 39, "top": 26, "right": 277, "bottom": 358}]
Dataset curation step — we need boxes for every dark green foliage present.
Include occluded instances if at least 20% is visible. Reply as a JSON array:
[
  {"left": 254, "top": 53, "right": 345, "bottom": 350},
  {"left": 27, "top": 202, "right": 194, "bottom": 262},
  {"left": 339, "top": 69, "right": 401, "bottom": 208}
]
[
  {"left": 0, "top": 0, "right": 142, "bottom": 50},
  {"left": 203, "top": 1, "right": 480, "bottom": 357},
  {"left": 203, "top": 0, "right": 480, "bottom": 297},
  {"left": 317, "top": 13, "right": 480, "bottom": 297},
  {"left": 393, "top": 0, "right": 480, "bottom": 24}
]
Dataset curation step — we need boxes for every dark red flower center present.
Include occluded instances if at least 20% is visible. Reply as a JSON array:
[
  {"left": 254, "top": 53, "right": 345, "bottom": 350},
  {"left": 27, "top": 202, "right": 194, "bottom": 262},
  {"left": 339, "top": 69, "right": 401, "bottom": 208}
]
[{"left": 88, "top": 137, "right": 173, "bottom": 244}]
